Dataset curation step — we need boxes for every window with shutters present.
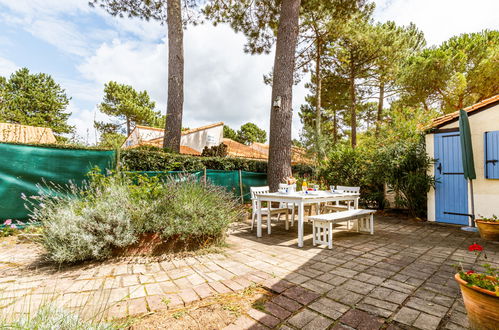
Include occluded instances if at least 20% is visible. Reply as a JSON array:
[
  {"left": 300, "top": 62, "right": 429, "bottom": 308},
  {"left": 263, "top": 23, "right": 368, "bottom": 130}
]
[{"left": 485, "top": 131, "right": 499, "bottom": 179}]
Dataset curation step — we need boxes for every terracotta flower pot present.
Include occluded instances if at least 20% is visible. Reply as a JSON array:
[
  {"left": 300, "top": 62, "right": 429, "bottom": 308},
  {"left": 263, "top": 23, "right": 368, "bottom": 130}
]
[
  {"left": 475, "top": 220, "right": 499, "bottom": 241},
  {"left": 454, "top": 273, "right": 499, "bottom": 330}
]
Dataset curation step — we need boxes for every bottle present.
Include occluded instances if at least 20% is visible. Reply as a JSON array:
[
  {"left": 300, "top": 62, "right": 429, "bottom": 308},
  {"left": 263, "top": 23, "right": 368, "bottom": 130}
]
[{"left": 302, "top": 179, "right": 308, "bottom": 192}]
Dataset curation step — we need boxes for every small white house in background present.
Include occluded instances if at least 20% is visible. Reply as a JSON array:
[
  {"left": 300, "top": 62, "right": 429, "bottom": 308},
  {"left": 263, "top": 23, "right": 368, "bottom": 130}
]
[
  {"left": 426, "top": 95, "right": 499, "bottom": 225},
  {"left": 122, "top": 122, "right": 224, "bottom": 153}
]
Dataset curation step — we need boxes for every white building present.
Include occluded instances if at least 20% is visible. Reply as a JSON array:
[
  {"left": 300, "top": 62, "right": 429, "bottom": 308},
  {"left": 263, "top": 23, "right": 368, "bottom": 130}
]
[
  {"left": 425, "top": 95, "right": 499, "bottom": 225},
  {"left": 122, "top": 122, "right": 224, "bottom": 154}
]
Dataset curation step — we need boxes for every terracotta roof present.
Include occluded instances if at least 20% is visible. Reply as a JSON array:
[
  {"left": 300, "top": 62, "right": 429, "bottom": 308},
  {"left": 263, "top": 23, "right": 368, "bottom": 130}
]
[
  {"left": 180, "top": 145, "right": 201, "bottom": 155},
  {"left": 135, "top": 125, "right": 164, "bottom": 132},
  {"left": 428, "top": 95, "right": 499, "bottom": 129},
  {"left": 0, "top": 123, "right": 57, "bottom": 144},
  {"left": 182, "top": 122, "right": 224, "bottom": 135},
  {"left": 223, "top": 138, "right": 268, "bottom": 160},
  {"left": 134, "top": 122, "right": 223, "bottom": 136},
  {"left": 128, "top": 137, "right": 201, "bottom": 155}
]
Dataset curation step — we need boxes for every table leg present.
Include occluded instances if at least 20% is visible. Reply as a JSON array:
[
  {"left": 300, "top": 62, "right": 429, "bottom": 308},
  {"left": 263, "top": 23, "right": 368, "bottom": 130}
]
[
  {"left": 257, "top": 198, "right": 262, "bottom": 238},
  {"left": 298, "top": 201, "right": 304, "bottom": 248},
  {"left": 267, "top": 202, "right": 271, "bottom": 235}
]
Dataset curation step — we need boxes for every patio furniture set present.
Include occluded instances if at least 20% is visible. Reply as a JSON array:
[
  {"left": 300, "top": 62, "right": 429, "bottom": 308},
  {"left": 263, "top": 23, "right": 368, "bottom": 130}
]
[{"left": 250, "top": 185, "right": 375, "bottom": 248}]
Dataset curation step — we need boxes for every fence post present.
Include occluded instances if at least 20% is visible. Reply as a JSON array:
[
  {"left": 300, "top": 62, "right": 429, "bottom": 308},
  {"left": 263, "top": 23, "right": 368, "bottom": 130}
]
[
  {"left": 203, "top": 168, "right": 207, "bottom": 186},
  {"left": 115, "top": 148, "right": 121, "bottom": 173},
  {"left": 239, "top": 169, "right": 244, "bottom": 203}
]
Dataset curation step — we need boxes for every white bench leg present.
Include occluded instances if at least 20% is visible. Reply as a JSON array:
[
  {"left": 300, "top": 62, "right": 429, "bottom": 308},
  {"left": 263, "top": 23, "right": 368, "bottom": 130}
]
[
  {"left": 328, "top": 222, "right": 333, "bottom": 249},
  {"left": 312, "top": 222, "right": 316, "bottom": 246},
  {"left": 370, "top": 214, "right": 374, "bottom": 234}
]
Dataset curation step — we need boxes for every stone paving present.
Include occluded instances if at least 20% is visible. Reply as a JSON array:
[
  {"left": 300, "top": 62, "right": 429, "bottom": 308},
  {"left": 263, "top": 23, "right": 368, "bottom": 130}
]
[{"left": 0, "top": 215, "right": 498, "bottom": 329}]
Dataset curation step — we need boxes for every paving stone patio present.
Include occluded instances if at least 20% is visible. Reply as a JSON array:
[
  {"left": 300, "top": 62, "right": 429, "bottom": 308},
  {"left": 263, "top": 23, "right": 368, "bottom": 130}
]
[{"left": 0, "top": 215, "right": 497, "bottom": 329}]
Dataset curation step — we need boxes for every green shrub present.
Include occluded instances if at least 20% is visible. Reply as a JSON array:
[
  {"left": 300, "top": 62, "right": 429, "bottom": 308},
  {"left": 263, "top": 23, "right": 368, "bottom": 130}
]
[
  {"left": 31, "top": 177, "right": 138, "bottom": 264},
  {"left": 320, "top": 145, "right": 385, "bottom": 208},
  {"left": 380, "top": 140, "right": 435, "bottom": 217},
  {"left": 320, "top": 139, "right": 434, "bottom": 217},
  {"left": 142, "top": 177, "right": 241, "bottom": 244},
  {"left": 120, "top": 148, "right": 316, "bottom": 177},
  {"left": 30, "top": 170, "right": 240, "bottom": 264}
]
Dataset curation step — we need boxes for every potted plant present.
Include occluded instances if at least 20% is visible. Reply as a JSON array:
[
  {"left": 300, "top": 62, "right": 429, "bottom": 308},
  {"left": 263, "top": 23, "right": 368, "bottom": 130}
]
[
  {"left": 454, "top": 243, "right": 499, "bottom": 330},
  {"left": 475, "top": 215, "right": 499, "bottom": 241}
]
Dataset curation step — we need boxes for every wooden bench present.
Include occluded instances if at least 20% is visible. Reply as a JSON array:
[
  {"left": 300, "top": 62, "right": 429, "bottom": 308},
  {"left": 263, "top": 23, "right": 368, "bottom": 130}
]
[{"left": 308, "top": 209, "right": 375, "bottom": 249}]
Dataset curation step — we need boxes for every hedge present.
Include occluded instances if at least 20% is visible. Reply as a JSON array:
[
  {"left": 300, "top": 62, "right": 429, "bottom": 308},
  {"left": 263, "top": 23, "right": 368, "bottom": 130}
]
[{"left": 120, "top": 148, "right": 316, "bottom": 176}]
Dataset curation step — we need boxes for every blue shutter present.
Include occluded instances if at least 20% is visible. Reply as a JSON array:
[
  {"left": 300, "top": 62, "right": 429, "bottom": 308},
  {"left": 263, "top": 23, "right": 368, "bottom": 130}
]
[{"left": 485, "top": 131, "right": 499, "bottom": 179}]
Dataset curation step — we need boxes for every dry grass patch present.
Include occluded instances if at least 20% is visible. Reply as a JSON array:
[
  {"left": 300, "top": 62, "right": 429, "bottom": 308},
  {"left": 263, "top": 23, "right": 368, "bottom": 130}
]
[{"left": 130, "top": 285, "right": 274, "bottom": 330}]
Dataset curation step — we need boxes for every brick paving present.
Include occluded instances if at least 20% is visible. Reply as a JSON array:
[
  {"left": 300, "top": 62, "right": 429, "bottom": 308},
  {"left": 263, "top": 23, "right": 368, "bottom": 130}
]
[{"left": 0, "top": 216, "right": 497, "bottom": 329}]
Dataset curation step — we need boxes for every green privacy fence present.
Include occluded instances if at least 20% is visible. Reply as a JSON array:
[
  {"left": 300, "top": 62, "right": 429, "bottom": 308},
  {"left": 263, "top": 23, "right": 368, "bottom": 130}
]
[
  {"left": 128, "top": 169, "right": 267, "bottom": 202},
  {"left": 0, "top": 143, "right": 116, "bottom": 221},
  {"left": 0, "top": 143, "right": 268, "bottom": 221}
]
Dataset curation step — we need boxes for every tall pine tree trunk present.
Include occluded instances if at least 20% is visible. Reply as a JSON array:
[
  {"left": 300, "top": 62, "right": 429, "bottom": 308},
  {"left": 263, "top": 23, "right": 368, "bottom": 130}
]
[
  {"left": 163, "top": 0, "right": 184, "bottom": 152},
  {"left": 315, "top": 38, "right": 322, "bottom": 161},
  {"left": 268, "top": 0, "right": 301, "bottom": 191},
  {"left": 375, "top": 81, "right": 384, "bottom": 136},
  {"left": 126, "top": 117, "right": 131, "bottom": 136},
  {"left": 349, "top": 68, "right": 357, "bottom": 148}
]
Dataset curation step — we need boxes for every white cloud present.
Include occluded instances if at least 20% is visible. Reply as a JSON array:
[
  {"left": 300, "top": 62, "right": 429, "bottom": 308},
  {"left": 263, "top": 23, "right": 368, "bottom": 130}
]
[
  {"left": 374, "top": 0, "right": 499, "bottom": 46},
  {"left": 26, "top": 18, "right": 92, "bottom": 57},
  {"left": 0, "top": 56, "right": 18, "bottom": 77},
  {"left": 77, "top": 23, "right": 309, "bottom": 139}
]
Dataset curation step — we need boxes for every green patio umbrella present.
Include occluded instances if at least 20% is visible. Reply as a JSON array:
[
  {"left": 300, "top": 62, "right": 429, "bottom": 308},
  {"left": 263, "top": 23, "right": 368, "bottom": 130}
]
[{"left": 459, "top": 109, "right": 476, "bottom": 228}]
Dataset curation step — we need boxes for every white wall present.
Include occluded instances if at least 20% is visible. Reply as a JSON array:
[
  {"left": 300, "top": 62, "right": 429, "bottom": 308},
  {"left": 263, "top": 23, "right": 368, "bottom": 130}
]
[
  {"left": 180, "top": 125, "right": 223, "bottom": 152},
  {"left": 427, "top": 103, "right": 499, "bottom": 221}
]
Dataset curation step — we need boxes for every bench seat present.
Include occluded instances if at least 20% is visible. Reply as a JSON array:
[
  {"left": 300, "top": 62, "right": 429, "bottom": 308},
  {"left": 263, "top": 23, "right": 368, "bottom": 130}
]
[{"left": 308, "top": 209, "right": 375, "bottom": 249}]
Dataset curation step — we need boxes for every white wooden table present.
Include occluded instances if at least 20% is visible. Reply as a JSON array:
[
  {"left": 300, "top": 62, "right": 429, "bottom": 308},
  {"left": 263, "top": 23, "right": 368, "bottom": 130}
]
[{"left": 255, "top": 191, "right": 360, "bottom": 247}]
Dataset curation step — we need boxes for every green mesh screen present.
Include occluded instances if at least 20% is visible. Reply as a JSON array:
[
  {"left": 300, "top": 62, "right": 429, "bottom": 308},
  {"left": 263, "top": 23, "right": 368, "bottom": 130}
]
[
  {"left": 0, "top": 143, "right": 116, "bottom": 221},
  {"left": 132, "top": 170, "right": 267, "bottom": 202}
]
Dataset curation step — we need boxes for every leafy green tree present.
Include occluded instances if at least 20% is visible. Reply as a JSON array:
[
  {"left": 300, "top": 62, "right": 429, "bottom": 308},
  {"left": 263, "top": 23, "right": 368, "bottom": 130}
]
[
  {"left": 90, "top": 0, "right": 201, "bottom": 152},
  {"left": 398, "top": 30, "right": 499, "bottom": 113},
  {"left": 98, "top": 81, "right": 160, "bottom": 135},
  {"left": 371, "top": 22, "right": 425, "bottom": 134},
  {"left": 236, "top": 122, "right": 267, "bottom": 145},
  {"left": 0, "top": 68, "right": 73, "bottom": 134},
  {"left": 98, "top": 132, "right": 126, "bottom": 149},
  {"left": 223, "top": 125, "right": 237, "bottom": 140},
  {"left": 327, "top": 16, "right": 380, "bottom": 148}
]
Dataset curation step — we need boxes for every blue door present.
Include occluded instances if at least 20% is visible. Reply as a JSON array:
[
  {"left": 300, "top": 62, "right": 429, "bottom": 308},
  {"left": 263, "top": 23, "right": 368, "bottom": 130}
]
[{"left": 434, "top": 132, "right": 469, "bottom": 225}]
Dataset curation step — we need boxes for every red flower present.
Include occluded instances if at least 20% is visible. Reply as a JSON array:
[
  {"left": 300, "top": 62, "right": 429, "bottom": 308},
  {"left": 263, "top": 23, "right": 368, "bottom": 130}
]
[
  {"left": 468, "top": 243, "right": 483, "bottom": 252},
  {"left": 466, "top": 270, "right": 475, "bottom": 275}
]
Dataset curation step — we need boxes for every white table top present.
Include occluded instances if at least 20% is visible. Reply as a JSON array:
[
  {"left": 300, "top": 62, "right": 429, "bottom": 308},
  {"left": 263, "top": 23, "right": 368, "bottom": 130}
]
[{"left": 255, "top": 191, "right": 359, "bottom": 200}]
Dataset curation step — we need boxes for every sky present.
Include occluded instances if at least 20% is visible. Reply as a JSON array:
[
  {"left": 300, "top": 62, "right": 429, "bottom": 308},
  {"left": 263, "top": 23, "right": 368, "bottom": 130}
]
[{"left": 0, "top": 0, "right": 498, "bottom": 144}]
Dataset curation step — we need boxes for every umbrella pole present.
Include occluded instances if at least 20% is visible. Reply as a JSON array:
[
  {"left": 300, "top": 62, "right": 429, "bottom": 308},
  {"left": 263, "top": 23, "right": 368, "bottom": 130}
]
[{"left": 469, "top": 179, "right": 475, "bottom": 227}]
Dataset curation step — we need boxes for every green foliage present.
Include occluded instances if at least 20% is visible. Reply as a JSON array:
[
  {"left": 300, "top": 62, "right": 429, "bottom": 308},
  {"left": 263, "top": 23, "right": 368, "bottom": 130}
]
[
  {"left": 139, "top": 177, "right": 241, "bottom": 244},
  {"left": 0, "top": 304, "right": 118, "bottom": 329},
  {"left": 379, "top": 140, "right": 435, "bottom": 217},
  {"left": 223, "top": 125, "right": 237, "bottom": 140},
  {"left": 320, "top": 145, "right": 385, "bottom": 208},
  {"left": 236, "top": 122, "right": 267, "bottom": 145},
  {"left": 97, "top": 81, "right": 162, "bottom": 135},
  {"left": 398, "top": 30, "right": 499, "bottom": 113},
  {"left": 97, "top": 132, "right": 126, "bottom": 149},
  {"left": 30, "top": 169, "right": 242, "bottom": 264},
  {"left": 320, "top": 138, "right": 435, "bottom": 216},
  {"left": 201, "top": 143, "right": 228, "bottom": 157},
  {"left": 457, "top": 245, "right": 499, "bottom": 296},
  {"left": 32, "top": 177, "right": 139, "bottom": 264},
  {"left": 0, "top": 68, "right": 73, "bottom": 135},
  {"left": 120, "top": 148, "right": 315, "bottom": 177}
]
